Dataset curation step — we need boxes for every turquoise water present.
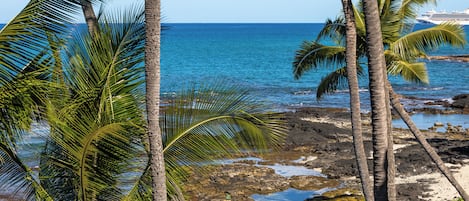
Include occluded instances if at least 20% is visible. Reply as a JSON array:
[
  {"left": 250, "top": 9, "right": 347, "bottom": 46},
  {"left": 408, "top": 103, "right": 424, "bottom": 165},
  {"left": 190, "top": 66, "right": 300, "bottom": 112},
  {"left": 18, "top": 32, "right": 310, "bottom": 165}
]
[
  {"left": 2, "top": 23, "right": 468, "bottom": 110},
  {"left": 251, "top": 188, "right": 335, "bottom": 201},
  {"left": 160, "top": 23, "right": 469, "bottom": 110},
  {"left": 217, "top": 157, "right": 332, "bottom": 200},
  {"left": 393, "top": 113, "right": 469, "bottom": 132}
]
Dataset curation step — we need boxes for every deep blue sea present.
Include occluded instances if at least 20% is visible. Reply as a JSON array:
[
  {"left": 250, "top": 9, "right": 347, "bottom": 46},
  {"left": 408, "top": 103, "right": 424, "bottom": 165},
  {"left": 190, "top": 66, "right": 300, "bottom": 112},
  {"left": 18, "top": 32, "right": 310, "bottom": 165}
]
[
  {"left": 160, "top": 23, "right": 469, "bottom": 111},
  {"left": 2, "top": 23, "right": 467, "bottom": 110}
]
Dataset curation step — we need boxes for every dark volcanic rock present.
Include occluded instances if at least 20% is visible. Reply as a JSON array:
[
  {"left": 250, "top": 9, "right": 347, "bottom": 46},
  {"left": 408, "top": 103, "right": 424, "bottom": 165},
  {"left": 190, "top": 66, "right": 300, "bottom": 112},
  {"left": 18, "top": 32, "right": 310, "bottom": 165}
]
[
  {"left": 289, "top": 176, "right": 340, "bottom": 190},
  {"left": 284, "top": 108, "right": 351, "bottom": 148},
  {"left": 395, "top": 139, "right": 469, "bottom": 176},
  {"left": 452, "top": 94, "right": 469, "bottom": 111}
]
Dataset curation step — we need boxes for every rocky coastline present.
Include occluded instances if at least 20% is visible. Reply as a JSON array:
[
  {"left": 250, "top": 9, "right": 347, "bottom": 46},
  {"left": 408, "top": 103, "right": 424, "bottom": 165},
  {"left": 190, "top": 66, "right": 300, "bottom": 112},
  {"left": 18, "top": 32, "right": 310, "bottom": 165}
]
[
  {"left": 183, "top": 95, "right": 469, "bottom": 200},
  {"left": 428, "top": 55, "right": 469, "bottom": 63}
]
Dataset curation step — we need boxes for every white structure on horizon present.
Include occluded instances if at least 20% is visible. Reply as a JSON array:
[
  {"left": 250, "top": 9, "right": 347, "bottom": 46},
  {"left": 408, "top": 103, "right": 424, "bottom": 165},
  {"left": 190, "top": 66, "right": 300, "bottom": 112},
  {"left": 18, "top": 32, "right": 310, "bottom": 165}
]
[{"left": 417, "top": 8, "right": 469, "bottom": 25}]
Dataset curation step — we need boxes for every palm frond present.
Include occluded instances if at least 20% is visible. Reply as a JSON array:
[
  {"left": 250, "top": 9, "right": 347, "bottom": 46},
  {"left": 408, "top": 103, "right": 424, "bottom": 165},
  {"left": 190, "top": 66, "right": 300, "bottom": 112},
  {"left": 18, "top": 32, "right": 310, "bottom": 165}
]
[
  {"left": 0, "top": 69, "right": 51, "bottom": 147},
  {"left": 0, "top": 0, "right": 81, "bottom": 85},
  {"left": 316, "top": 65, "right": 365, "bottom": 99},
  {"left": 399, "top": 0, "right": 436, "bottom": 23},
  {"left": 388, "top": 60, "right": 429, "bottom": 84},
  {"left": 42, "top": 101, "right": 144, "bottom": 200},
  {"left": 391, "top": 23, "right": 466, "bottom": 61},
  {"left": 316, "top": 17, "right": 346, "bottom": 44},
  {"left": 160, "top": 83, "right": 287, "bottom": 199},
  {"left": 38, "top": 5, "right": 147, "bottom": 200},
  {"left": 397, "top": 0, "right": 437, "bottom": 33},
  {"left": 293, "top": 41, "right": 346, "bottom": 79},
  {"left": 0, "top": 142, "right": 53, "bottom": 201},
  {"left": 353, "top": 3, "right": 366, "bottom": 34},
  {"left": 122, "top": 164, "right": 152, "bottom": 201}
]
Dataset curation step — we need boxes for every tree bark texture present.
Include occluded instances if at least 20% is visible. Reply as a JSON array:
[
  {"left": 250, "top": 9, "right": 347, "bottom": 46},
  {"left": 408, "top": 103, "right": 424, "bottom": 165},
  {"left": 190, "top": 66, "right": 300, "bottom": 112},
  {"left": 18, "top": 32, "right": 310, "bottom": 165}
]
[
  {"left": 362, "top": 0, "right": 390, "bottom": 199},
  {"left": 341, "top": 1, "right": 374, "bottom": 200},
  {"left": 145, "top": 0, "right": 167, "bottom": 200},
  {"left": 80, "top": 0, "right": 99, "bottom": 35}
]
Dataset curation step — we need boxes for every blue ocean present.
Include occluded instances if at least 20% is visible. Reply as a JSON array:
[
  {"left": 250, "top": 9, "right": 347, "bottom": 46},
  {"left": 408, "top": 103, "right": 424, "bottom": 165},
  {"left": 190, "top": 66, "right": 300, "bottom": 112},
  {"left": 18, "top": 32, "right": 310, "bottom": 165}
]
[
  {"left": 161, "top": 23, "right": 469, "bottom": 111},
  {"left": 2, "top": 23, "right": 467, "bottom": 110}
]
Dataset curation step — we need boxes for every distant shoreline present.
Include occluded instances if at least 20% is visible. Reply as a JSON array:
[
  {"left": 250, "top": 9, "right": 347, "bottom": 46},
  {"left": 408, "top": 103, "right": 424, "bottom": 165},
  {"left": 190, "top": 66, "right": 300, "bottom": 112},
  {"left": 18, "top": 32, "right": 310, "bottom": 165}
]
[{"left": 428, "top": 55, "right": 469, "bottom": 62}]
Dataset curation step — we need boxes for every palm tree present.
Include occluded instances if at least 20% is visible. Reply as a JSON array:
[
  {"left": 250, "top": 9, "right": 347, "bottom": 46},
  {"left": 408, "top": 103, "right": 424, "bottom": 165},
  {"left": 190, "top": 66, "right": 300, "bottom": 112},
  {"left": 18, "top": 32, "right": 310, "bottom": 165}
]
[
  {"left": 361, "top": 0, "right": 392, "bottom": 199},
  {"left": 293, "top": 1, "right": 464, "bottom": 100},
  {"left": 124, "top": 83, "right": 287, "bottom": 200},
  {"left": 0, "top": 0, "right": 84, "bottom": 200},
  {"left": 340, "top": 0, "right": 373, "bottom": 200},
  {"left": 1, "top": 3, "right": 287, "bottom": 200},
  {"left": 293, "top": 0, "right": 469, "bottom": 199},
  {"left": 144, "top": 0, "right": 167, "bottom": 200}
]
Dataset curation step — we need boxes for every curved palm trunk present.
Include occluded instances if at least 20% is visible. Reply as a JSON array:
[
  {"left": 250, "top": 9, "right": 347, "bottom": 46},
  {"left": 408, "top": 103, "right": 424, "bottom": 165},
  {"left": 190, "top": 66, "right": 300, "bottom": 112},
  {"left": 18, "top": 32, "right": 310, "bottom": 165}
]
[
  {"left": 81, "top": 0, "right": 99, "bottom": 35},
  {"left": 387, "top": 82, "right": 469, "bottom": 200},
  {"left": 145, "top": 0, "right": 167, "bottom": 200},
  {"left": 362, "top": 0, "right": 391, "bottom": 200},
  {"left": 341, "top": 1, "right": 373, "bottom": 200}
]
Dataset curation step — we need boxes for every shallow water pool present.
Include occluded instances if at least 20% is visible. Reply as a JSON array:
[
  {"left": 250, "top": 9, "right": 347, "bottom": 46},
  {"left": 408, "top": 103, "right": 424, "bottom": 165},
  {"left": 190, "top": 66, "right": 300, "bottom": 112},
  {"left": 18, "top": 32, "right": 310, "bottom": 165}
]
[
  {"left": 392, "top": 113, "right": 469, "bottom": 132},
  {"left": 251, "top": 187, "right": 335, "bottom": 201}
]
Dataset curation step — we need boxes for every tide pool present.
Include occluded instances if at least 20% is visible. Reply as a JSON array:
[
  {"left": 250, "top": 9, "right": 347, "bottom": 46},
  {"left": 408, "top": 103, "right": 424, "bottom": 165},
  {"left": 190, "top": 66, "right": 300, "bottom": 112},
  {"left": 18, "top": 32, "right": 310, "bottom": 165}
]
[{"left": 393, "top": 113, "right": 469, "bottom": 132}]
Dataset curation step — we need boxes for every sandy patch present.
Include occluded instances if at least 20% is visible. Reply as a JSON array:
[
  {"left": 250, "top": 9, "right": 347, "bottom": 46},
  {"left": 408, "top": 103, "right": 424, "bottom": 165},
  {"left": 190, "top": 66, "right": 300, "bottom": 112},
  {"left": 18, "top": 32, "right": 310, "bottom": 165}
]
[
  {"left": 397, "top": 163, "right": 469, "bottom": 200},
  {"left": 301, "top": 117, "right": 352, "bottom": 129}
]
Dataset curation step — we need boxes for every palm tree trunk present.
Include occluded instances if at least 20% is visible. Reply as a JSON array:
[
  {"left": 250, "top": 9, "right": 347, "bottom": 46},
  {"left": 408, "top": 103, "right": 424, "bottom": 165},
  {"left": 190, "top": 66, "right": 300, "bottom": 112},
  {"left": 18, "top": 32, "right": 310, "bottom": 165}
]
[
  {"left": 384, "top": 39, "right": 396, "bottom": 201},
  {"left": 80, "top": 0, "right": 99, "bottom": 35},
  {"left": 341, "top": 1, "right": 373, "bottom": 200},
  {"left": 387, "top": 81, "right": 469, "bottom": 201},
  {"left": 362, "top": 0, "right": 390, "bottom": 200},
  {"left": 145, "top": 0, "right": 167, "bottom": 200},
  {"left": 386, "top": 94, "right": 396, "bottom": 201}
]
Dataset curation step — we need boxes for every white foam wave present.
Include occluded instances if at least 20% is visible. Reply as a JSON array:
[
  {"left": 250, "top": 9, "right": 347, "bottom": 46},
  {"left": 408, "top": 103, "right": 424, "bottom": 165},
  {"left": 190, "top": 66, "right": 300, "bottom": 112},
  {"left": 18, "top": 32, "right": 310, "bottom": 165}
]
[
  {"left": 293, "top": 90, "right": 313, "bottom": 95},
  {"left": 335, "top": 88, "right": 369, "bottom": 93}
]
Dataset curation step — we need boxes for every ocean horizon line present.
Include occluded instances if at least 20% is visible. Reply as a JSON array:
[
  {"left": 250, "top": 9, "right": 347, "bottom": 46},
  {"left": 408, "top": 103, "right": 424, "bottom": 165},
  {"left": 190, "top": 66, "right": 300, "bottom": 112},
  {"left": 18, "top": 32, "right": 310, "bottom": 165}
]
[{"left": 0, "top": 22, "right": 328, "bottom": 25}]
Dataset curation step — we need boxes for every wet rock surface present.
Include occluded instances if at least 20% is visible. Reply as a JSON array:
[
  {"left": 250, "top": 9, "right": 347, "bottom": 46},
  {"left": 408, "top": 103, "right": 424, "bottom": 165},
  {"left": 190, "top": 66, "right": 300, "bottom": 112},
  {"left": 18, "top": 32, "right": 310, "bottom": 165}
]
[
  {"left": 183, "top": 107, "right": 469, "bottom": 200},
  {"left": 452, "top": 94, "right": 469, "bottom": 112},
  {"left": 183, "top": 164, "right": 339, "bottom": 201},
  {"left": 405, "top": 93, "right": 469, "bottom": 114}
]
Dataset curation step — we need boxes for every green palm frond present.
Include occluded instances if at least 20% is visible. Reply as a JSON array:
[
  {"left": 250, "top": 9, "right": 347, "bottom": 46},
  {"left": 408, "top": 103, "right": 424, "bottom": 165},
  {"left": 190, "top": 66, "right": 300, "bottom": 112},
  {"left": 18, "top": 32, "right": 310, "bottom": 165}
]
[
  {"left": 0, "top": 142, "right": 53, "bottom": 201},
  {"left": 162, "top": 84, "right": 286, "bottom": 194},
  {"left": 293, "top": 1, "right": 466, "bottom": 99},
  {"left": 123, "top": 164, "right": 152, "bottom": 201},
  {"left": 42, "top": 103, "right": 142, "bottom": 200},
  {"left": 398, "top": 0, "right": 437, "bottom": 23},
  {"left": 388, "top": 60, "right": 429, "bottom": 84},
  {"left": 316, "top": 17, "right": 346, "bottom": 44},
  {"left": 391, "top": 23, "right": 466, "bottom": 61},
  {"left": 353, "top": 3, "right": 366, "bottom": 33},
  {"left": 351, "top": 4, "right": 369, "bottom": 54},
  {"left": 293, "top": 41, "right": 346, "bottom": 79},
  {"left": 125, "top": 83, "right": 287, "bottom": 200},
  {"left": 0, "top": 0, "right": 80, "bottom": 85},
  {"left": 38, "top": 5, "right": 147, "bottom": 200},
  {"left": 316, "top": 65, "right": 365, "bottom": 100},
  {"left": 385, "top": 48, "right": 428, "bottom": 84},
  {"left": 375, "top": 0, "right": 402, "bottom": 45},
  {"left": 0, "top": 69, "right": 51, "bottom": 147}
]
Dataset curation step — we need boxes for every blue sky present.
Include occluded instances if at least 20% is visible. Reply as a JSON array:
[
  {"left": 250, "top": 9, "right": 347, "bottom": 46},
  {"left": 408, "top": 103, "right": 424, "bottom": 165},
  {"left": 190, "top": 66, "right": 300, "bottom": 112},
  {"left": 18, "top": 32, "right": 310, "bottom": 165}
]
[{"left": 0, "top": 0, "right": 465, "bottom": 23}]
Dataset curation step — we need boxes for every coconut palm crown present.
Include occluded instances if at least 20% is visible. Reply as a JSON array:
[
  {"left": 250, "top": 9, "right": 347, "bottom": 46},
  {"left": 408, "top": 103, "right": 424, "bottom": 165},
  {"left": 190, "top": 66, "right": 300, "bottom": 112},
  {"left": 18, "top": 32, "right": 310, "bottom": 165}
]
[
  {"left": 0, "top": 3, "right": 287, "bottom": 201},
  {"left": 293, "top": 0, "right": 466, "bottom": 99}
]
